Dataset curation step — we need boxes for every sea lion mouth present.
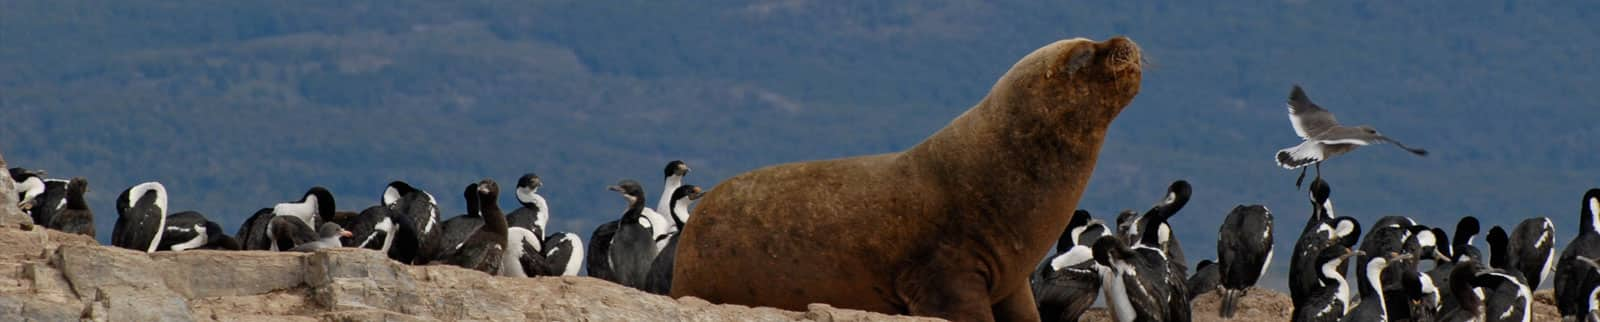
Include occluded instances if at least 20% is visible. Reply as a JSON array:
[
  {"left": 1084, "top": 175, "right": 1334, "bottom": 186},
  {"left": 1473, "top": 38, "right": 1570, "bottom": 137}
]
[{"left": 1101, "top": 37, "right": 1142, "bottom": 73}]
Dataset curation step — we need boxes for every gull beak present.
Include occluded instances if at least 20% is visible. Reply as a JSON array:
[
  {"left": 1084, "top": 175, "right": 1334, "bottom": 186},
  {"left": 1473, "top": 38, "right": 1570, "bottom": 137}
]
[{"left": 340, "top": 230, "right": 353, "bottom": 238}]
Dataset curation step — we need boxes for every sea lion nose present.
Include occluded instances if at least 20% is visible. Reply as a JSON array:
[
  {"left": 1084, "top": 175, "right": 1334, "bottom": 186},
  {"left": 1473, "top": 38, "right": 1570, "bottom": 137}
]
[{"left": 1100, "top": 37, "right": 1141, "bottom": 70}]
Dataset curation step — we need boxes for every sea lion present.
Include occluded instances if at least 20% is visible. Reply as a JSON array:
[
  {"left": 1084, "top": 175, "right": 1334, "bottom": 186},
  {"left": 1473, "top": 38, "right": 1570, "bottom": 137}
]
[{"left": 671, "top": 36, "right": 1143, "bottom": 321}]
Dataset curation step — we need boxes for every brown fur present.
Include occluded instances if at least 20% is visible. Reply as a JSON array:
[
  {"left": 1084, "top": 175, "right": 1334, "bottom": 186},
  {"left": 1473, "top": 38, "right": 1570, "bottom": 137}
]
[{"left": 670, "top": 37, "right": 1144, "bottom": 322}]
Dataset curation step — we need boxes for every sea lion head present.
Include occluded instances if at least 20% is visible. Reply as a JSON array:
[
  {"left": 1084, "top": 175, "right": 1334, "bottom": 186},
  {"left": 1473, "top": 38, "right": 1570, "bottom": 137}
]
[{"left": 991, "top": 36, "right": 1142, "bottom": 123}]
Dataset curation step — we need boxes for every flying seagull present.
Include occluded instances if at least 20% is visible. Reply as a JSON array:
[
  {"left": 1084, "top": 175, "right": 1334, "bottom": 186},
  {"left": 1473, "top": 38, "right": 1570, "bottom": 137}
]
[{"left": 1276, "top": 85, "right": 1428, "bottom": 188}]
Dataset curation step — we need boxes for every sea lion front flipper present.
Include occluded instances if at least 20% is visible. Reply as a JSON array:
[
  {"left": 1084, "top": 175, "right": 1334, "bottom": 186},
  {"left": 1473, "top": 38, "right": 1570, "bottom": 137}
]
[
  {"left": 990, "top": 286, "right": 1042, "bottom": 322},
  {"left": 899, "top": 261, "right": 996, "bottom": 322}
]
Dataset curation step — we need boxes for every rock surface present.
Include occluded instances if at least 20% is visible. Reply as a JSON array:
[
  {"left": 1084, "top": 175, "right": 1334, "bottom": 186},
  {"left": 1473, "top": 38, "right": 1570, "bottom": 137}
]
[
  {"left": 1081, "top": 286, "right": 1561, "bottom": 322},
  {"left": 0, "top": 152, "right": 29, "bottom": 227},
  {"left": 0, "top": 225, "right": 940, "bottom": 321},
  {"left": 0, "top": 150, "right": 938, "bottom": 321}
]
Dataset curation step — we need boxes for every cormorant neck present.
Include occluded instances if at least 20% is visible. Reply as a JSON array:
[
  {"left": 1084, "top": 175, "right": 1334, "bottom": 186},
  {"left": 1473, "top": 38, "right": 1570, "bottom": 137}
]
[
  {"left": 480, "top": 195, "right": 508, "bottom": 234},
  {"left": 670, "top": 197, "right": 691, "bottom": 227}
]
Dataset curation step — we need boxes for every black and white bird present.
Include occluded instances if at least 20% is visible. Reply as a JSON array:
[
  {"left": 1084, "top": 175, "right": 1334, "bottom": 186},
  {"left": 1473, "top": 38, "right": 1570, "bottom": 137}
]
[
  {"left": 35, "top": 178, "right": 70, "bottom": 226},
  {"left": 1424, "top": 226, "right": 1458, "bottom": 278},
  {"left": 9, "top": 168, "right": 46, "bottom": 221},
  {"left": 288, "top": 222, "right": 352, "bottom": 252},
  {"left": 1568, "top": 255, "right": 1600, "bottom": 321},
  {"left": 1401, "top": 225, "right": 1446, "bottom": 322},
  {"left": 1374, "top": 215, "right": 1418, "bottom": 231},
  {"left": 1342, "top": 252, "right": 1413, "bottom": 322},
  {"left": 430, "top": 183, "right": 485, "bottom": 262},
  {"left": 587, "top": 207, "right": 622, "bottom": 281},
  {"left": 500, "top": 224, "right": 548, "bottom": 277},
  {"left": 9, "top": 167, "right": 66, "bottom": 227},
  {"left": 50, "top": 177, "right": 95, "bottom": 237},
  {"left": 1557, "top": 189, "right": 1600, "bottom": 319},
  {"left": 268, "top": 215, "right": 319, "bottom": 251},
  {"left": 1094, "top": 217, "right": 1190, "bottom": 322},
  {"left": 266, "top": 187, "right": 335, "bottom": 251},
  {"left": 335, "top": 206, "right": 397, "bottom": 252},
  {"left": 1217, "top": 204, "right": 1274, "bottom": 318},
  {"left": 237, "top": 208, "right": 275, "bottom": 250},
  {"left": 508, "top": 173, "right": 550, "bottom": 239},
  {"left": 1275, "top": 85, "right": 1428, "bottom": 188},
  {"left": 644, "top": 185, "right": 706, "bottom": 294},
  {"left": 1292, "top": 178, "right": 1343, "bottom": 307},
  {"left": 378, "top": 181, "right": 439, "bottom": 264},
  {"left": 443, "top": 179, "right": 509, "bottom": 274},
  {"left": 1074, "top": 215, "right": 1113, "bottom": 248},
  {"left": 1031, "top": 210, "right": 1107, "bottom": 321},
  {"left": 1114, "top": 209, "right": 1139, "bottom": 241},
  {"left": 656, "top": 160, "right": 690, "bottom": 233},
  {"left": 1484, "top": 226, "right": 1533, "bottom": 322},
  {"left": 1127, "top": 180, "right": 1192, "bottom": 266},
  {"left": 1426, "top": 226, "right": 1469, "bottom": 316},
  {"left": 1453, "top": 216, "right": 1484, "bottom": 264},
  {"left": 1359, "top": 220, "right": 1422, "bottom": 322},
  {"left": 599, "top": 179, "right": 661, "bottom": 288},
  {"left": 1437, "top": 261, "right": 1488, "bottom": 322},
  {"left": 541, "top": 232, "right": 585, "bottom": 276},
  {"left": 157, "top": 211, "right": 240, "bottom": 251},
  {"left": 1293, "top": 245, "right": 1360, "bottom": 322},
  {"left": 1411, "top": 226, "right": 1453, "bottom": 298},
  {"left": 1506, "top": 217, "right": 1556, "bottom": 290},
  {"left": 112, "top": 182, "right": 168, "bottom": 253}
]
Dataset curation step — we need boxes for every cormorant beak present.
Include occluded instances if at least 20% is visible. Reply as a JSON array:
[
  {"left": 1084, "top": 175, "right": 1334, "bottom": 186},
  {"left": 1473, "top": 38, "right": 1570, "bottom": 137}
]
[{"left": 606, "top": 186, "right": 623, "bottom": 193}]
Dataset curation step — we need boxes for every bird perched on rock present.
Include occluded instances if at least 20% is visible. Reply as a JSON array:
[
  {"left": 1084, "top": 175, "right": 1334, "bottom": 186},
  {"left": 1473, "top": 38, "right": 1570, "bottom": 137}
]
[
  {"left": 1276, "top": 85, "right": 1428, "bottom": 188},
  {"left": 288, "top": 222, "right": 352, "bottom": 252},
  {"left": 1217, "top": 204, "right": 1274, "bottom": 318}
]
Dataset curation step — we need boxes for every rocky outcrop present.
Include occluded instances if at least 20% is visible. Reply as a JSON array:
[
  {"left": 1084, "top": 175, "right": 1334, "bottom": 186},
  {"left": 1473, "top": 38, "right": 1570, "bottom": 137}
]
[
  {"left": 0, "top": 227, "right": 939, "bottom": 321},
  {"left": 1079, "top": 286, "right": 1562, "bottom": 322},
  {"left": 0, "top": 152, "right": 29, "bottom": 227},
  {"left": 0, "top": 149, "right": 937, "bottom": 321}
]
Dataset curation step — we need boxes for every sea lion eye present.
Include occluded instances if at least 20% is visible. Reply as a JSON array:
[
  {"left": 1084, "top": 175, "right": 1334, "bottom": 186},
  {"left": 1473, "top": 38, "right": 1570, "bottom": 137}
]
[{"left": 1064, "top": 47, "right": 1095, "bottom": 76}]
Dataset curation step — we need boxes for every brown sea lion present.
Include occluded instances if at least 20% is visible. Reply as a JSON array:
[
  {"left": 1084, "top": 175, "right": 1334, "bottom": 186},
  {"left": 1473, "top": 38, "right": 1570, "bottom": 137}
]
[{"left": 671, "top": 36, "right": 1143, "bottom": 321}]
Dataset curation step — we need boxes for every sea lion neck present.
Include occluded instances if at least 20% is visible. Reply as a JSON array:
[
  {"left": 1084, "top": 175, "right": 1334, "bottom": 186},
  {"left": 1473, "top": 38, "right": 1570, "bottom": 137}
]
[{"left": 901, "top": 38, "right": 1140, "bottom": 258}]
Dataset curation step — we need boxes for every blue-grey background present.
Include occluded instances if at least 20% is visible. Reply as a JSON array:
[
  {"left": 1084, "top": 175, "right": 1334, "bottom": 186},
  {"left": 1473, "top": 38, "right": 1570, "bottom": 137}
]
[{"left": 3, "top": 1, "right": 1597, "bottom": 291}]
